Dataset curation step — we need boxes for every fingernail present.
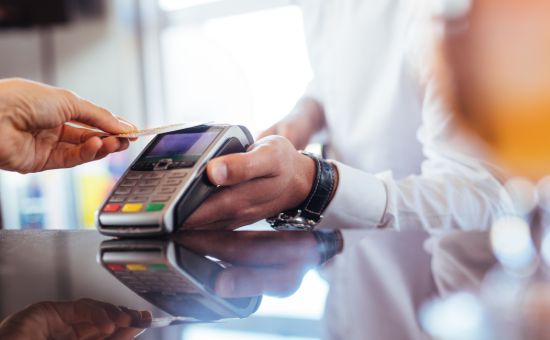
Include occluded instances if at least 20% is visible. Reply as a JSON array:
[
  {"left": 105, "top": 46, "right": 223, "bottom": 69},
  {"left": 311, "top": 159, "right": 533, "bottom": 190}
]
[
  {"left": 211, "top": 162, "right": 227, "bottom": 185},
  {"left": 117, "top": 118, "right": 138, "bottom": 131},
  {"left": 140, "top": 310, "right": 152, "bottom": 320}
]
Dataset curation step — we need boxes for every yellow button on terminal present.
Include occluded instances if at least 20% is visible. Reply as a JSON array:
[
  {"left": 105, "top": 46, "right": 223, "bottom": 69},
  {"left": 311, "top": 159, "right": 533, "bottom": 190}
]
[
  {"left": 126, "top": 264, "right": 147, "bottom": 271},
  {"left": 122, "top": 203, "right": 144, "bottom": 213}
]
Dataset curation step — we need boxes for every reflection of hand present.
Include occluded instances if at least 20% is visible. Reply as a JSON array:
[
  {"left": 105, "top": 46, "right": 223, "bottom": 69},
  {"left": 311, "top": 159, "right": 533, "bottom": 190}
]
[
  {"left": 0, "top": 299, "right": 151, "bottom": 340},
  {"left": 184, "top": 136, "right": 316, "bottom": 230},
  {"left": 0, "top": 79, "right": 136, "bottom": 173},
  {"left": 172, "top": 231, "right": 342, "bottom": 298},
  {"left": 258, "top": 97, "right": 325, "bottom": 150}
]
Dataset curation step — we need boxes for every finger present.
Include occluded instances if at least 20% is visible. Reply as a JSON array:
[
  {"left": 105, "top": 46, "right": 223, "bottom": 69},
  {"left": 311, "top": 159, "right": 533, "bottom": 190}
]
[
  {"left": 206, "top": 139, "right": 284, "bottom": 186},
  {"left": 130, "top": 311, "right": 152, "bottom": 329},
  {"left": 214, "top": 265, "right": 307, "bottom": 298},
  {"left": 80, "top": 299, "right": 117, "bottom": 336},
  {"left": 45, "top": 137, "right": 102, "bottom": 169},
  {"left": 72, "top": 322, "right": 104, "bottom": 340},
  {"left": 56, "top": 299, "right": 115, "bottom": 338},
  {"left": 94, "top": 137, "right": 124, "bottom": 160},
  {"left": 60, "top": 125, "right": 104, "bottom": 144},
  {"left": 115, "top": 115, "right": 139, "bottom": 132},
  {"left": 118, "top": 307, "right": 151, "bottom": 329},
  {"left": 185, "top": 176, "right": 284, "bottom": 227},
  {"left": 172, "top": 231, "right": 319, "bottom": 265},
  {"left": 93, "top": 302, "right": 132, "bottom": 328},
  {"left": 63, "top": 91, "right": 137, "bottom": 135}
]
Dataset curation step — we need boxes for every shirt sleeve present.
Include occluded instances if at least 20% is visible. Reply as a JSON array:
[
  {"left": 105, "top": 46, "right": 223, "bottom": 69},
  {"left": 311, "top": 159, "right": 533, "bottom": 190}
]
[
  {"left": 317, "top": 160, "right": 514, "bottom": 233},
  {"left": 317, "top": 82, "right": 516, "bottom": 233}
]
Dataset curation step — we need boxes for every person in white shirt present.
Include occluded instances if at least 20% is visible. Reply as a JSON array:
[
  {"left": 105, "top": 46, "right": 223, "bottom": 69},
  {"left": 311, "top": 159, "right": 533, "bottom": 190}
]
[
  {"left": 184, "top": 0, "right": 514, "bottom": 338},
  {"left": 259, "top": 2, "right": 433, "bottom": 337}
]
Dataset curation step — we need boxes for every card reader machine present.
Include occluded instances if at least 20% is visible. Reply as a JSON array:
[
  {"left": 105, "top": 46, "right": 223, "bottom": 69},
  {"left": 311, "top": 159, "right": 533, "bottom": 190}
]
[{"left": 96, "top": 124, "right": 254, "bottom": 237}]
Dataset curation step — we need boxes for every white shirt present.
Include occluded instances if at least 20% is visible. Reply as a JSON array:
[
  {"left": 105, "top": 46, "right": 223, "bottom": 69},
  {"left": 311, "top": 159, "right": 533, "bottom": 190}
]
[
  {"left": 300, "top": 0, "right": 424, "bottom": 179},
  {"left": 298, "top": 0, "right": 515, "bottom": 233},
  {"left": 296, "top": 1, "right": 514, "bottom": 339}
]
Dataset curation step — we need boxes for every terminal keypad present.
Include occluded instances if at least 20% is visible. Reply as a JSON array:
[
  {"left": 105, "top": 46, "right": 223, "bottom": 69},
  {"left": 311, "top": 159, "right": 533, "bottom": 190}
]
[
  {"left": 107, "top": 262, "right": 199, "bottom": 294},
  {"left": 103, "top": 170, "right": 188, "bottom": 213}
]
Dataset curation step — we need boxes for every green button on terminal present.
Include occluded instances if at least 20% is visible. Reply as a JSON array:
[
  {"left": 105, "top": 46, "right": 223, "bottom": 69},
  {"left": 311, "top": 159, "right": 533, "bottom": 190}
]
[
  {"left": 149, "top": 264, "right": 169, "bottom": 271},
  {"left": 145, "top": 203, "right": 165, "bottom": 212}
]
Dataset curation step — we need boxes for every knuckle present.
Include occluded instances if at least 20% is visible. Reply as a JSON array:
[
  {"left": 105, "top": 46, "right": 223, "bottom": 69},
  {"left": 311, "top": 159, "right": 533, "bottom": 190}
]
[
  {"left": 239, "top": 205, "right": 257, "bottom": 221},
  {"left": 58, "top": 88, "right": 76, "bottom": 99},
  {"left": 223, "top": 160, "right": 241, "bottom": 182},
  {"left": 241, "top": 156, "right": 256, "bottom": 180},
  {"left": 220, "top": 194, "right": 240, "bottom": 219}
]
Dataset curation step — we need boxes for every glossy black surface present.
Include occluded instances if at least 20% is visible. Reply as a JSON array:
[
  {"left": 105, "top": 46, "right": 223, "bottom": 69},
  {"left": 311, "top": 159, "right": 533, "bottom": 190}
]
[{"left": 0, "top": 229, "right": 338, "bottom": 339}]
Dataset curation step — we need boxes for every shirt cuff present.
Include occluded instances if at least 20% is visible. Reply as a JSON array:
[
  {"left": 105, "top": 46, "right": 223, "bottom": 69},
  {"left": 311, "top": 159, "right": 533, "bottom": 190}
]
[{"left": 317, "top": 161, "right": 388, "bottom": 230}]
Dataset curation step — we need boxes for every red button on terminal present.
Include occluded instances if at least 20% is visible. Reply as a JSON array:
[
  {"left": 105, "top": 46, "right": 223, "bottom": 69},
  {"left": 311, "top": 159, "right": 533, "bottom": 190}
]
[
  {"left": 107, "top": 264, "right": 126, "bottom": 271},
  {"left": 103, "top": 203, "right": 122, "bottom": 212}
]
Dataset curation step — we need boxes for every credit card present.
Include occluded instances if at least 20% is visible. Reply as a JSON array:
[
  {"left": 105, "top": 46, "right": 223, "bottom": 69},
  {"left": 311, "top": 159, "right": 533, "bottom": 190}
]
[
  {"left": 114, "top": 121, "right": 213, "bottom": 138},
  {"left": 144, "top": 316, "right": 218, "bottom": 328}
]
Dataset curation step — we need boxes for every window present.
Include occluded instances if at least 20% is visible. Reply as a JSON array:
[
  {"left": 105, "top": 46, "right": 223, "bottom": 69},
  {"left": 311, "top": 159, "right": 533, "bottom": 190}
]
[{"left": 154, "top": 0, "right": 312, "bottom": 134}]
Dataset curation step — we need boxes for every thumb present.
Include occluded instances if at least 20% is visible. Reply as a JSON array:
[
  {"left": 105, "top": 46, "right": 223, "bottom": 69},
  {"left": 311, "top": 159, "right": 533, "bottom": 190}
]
[{"left": 64, "top": 91, "right": 136, "bottom": 134}]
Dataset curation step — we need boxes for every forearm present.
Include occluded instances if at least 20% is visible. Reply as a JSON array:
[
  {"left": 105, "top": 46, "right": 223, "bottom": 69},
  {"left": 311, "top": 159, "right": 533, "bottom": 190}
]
[{"left": 287, "top": 96, "right": 326, "bottom": 137}]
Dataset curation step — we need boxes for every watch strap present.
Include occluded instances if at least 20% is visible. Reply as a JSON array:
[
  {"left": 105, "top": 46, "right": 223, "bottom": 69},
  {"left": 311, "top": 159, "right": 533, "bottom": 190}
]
[
  {"left": 297, "top": 152, "right": 335, "bottom": 222},
  {"left": 312, "top": 230, "right": 344, "bottom": 264}
]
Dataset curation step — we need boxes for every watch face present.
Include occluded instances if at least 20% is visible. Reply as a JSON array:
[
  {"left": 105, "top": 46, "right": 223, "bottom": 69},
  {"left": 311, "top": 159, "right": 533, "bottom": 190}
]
[
  {"left": 271, "top": 223, "right": 315, "bottom": 232},
  {"left": 267, "top": 212, "right": 320, "bottom": 231}
]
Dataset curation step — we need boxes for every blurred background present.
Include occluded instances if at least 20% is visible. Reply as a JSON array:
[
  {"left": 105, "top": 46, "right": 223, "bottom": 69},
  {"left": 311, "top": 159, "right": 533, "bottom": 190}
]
[{"left": 0, "top": 0, "right": 324, "bottom": 339}]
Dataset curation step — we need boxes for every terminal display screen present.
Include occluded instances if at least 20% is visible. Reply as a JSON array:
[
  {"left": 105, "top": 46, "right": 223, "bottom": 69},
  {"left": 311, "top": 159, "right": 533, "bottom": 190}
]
[{"left": 140, "top": 131, "right": 219, "bottom": 163}]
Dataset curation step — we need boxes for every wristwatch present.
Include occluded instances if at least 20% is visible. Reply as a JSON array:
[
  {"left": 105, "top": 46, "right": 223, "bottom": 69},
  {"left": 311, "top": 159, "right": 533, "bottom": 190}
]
[
  {"left": 313, "top": 229, "right": 344, "bottom": 264},
  {"left": 267, "top": 151, "right": 338, "bottom": 231}
]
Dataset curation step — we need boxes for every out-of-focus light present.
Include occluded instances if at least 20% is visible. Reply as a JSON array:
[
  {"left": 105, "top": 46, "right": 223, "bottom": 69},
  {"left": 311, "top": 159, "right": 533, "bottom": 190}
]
[
  {"left": 504, "top": 177, "right": 538, "bottom": 216},
  {"left": 490, "top": 217, "right": 536, "bottom": 272},
  {"left": 431, "top": 0, "right": 471, "bottom": 19},
  {"left": 540, "top": 232, "right": 550, "bottom": 268},
  {"left": 420, "top": 292, "right": 487, "bottom": 340},
  {"left": 536, "top": 176, "right": 550, "bottom": 212},
  {"left": 160, "top": 0, "right": 222, "bottom": 11}
]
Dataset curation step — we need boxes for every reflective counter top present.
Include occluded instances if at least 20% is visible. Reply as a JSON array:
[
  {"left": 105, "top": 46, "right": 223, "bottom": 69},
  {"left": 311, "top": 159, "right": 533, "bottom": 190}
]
[
  {"left": 3, "top": 228, "right": 537, "bottom": 340},
  {"left": 0, "top": 229, "right": 344, "bottom": 340}
]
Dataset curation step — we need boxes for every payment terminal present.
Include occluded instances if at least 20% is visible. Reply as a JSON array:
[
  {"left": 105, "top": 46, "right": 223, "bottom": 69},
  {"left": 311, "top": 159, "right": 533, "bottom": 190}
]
[
  {"left": 96, "top": 125, "right": 253, "bottom": 237},
  {"left": 98, "top": 239, "right": 262, "bottom": 321}
]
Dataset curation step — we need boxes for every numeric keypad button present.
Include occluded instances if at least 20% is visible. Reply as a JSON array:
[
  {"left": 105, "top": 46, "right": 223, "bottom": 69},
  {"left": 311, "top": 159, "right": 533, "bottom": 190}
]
[
  {"left": 133, "top": 187, "right": 154, "bottom": 195},
  {"left": 157, "top": 187, "right": 176, "bottom": 194},
  {"left": 126, "top": 173, "right": 143, "bottom": 180},
  {"left": 120, "top": 180, "right": 138, "bottom": 187},
  {"left": 115, "top": 188, "right": 132, "bottom": 195},
  {"left": 144, "top": 173, "right": 165, "bottom": 179},
  {"left": 168, "top": 171, "right": 188, "bottom": 179},
  {"left": 164, "top": 179, "right": 183, "bottom": 186},
  {"left": 139, "top": 180, "right": 160, "bottom": 187}
]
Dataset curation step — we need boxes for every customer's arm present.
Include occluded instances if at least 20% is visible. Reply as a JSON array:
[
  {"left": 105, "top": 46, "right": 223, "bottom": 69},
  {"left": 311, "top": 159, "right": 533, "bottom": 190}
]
[{"left": 0, "top": 78, "right": 136, "bottom": 173}]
